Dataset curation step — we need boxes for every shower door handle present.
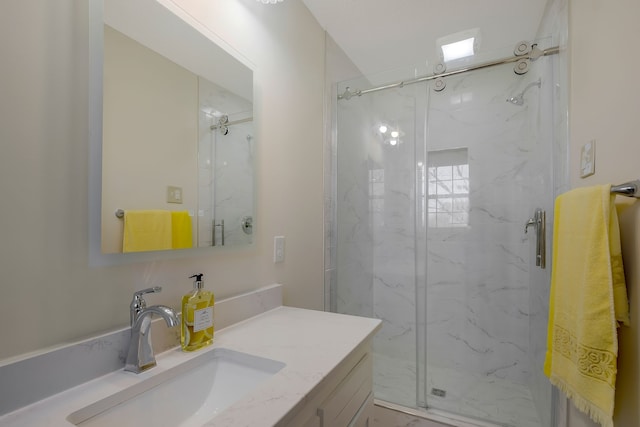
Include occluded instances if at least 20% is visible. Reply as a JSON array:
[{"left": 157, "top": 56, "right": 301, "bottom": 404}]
[
  {"left": 525, "top": 208, "right": 546, "bottom": 269},
  {"left": 212, "top": 219, "right": 225, "bottom": 246}
]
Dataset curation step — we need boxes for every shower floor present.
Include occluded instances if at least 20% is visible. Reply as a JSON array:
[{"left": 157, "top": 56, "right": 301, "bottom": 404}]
[{"left": 373, "top": 352, "right": 542, "bottom": 427}]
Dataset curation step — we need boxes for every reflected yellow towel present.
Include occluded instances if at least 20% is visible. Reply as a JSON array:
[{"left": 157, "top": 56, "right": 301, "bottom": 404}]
[
  {"left": 122, "top": 210, "right": 172, "bottom": 253},
  {"left": 544, "top": 185, "right": 629, "bottom": 427},
  {"left": 171, "top": 211, "right": 193, "bottom": 249}
]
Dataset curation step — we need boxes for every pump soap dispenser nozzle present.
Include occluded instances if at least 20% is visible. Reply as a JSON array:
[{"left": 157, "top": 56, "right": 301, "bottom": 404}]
[{"left": 189, "top": 273, "right": 204, "bottom": 289}]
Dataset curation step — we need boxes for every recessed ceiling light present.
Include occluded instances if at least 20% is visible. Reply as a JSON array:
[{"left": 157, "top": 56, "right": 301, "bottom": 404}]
[
  {"left": 390, "top": 139, "right": 398, "bottom": 146},
  {"left": 379, "top": 125, "right": 388, "bottom": 134},
  {"left": 391, "top": 130, "right": 399, "bottom": 138}
]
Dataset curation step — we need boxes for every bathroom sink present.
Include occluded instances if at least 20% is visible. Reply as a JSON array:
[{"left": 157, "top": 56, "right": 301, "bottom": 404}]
[{"left": 67, "top": 348, "right": 285, "bottom": 427}]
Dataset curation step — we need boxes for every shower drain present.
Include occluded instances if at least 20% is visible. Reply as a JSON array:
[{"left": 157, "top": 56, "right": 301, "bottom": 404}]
[{"left": 430, "top": 388, "right": 447, "bottom": 397}]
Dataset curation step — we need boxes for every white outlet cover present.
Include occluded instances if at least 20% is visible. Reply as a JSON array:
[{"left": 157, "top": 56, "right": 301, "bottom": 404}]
[
  {"left": 167, "top": 185, "right": 183, "bottom": 204},
  {"left": 273, "top": 236, "right": 285, "bottom": 263},
  {"left": 580, "top": 140, "right": 595, "bottom": 178}
]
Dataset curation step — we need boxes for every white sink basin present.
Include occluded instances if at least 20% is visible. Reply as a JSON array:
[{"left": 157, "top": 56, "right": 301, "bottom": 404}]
[{"left": 67, "top": 348, "right": 285, "bottom": 427}]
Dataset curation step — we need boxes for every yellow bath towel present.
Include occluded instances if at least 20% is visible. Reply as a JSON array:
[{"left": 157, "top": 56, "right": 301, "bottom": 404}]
[
  {"left": 122, "top": 210, "right": 172, "bottom": 253},
  {"left": 544, "top": 185, "right": 629, "bottom": 427},
  {"left": 171, "top": 211, "right": 193, "bottom": 249}
]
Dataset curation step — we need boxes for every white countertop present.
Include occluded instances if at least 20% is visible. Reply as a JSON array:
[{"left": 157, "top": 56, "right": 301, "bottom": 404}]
[{"left": 0, "top": 307, "right": 381, "bottom": 427}]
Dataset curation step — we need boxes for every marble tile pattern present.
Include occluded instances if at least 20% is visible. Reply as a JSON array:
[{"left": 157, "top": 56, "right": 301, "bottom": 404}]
[
  {"left": 0, "top": 307, "right": 381, "bottom": 427},
  {"left": 0, "top": 284, "right": 282, "bottom": 417},
  {"left": 332, "top": 40, "right": 566, "bottom": 425},
  {"left": 197, "top": 77, "right": 253, "bottom": 248}
]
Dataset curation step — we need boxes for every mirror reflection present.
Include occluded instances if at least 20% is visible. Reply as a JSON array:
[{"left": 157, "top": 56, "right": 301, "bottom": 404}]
[{"left": 100, "top": 0, "right": 254, "bottom": 254}]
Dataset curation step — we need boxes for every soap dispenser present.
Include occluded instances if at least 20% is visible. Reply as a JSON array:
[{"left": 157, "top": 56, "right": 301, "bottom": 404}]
[{"left": 181, "top": 273, "right": 215, "bottom": 352}]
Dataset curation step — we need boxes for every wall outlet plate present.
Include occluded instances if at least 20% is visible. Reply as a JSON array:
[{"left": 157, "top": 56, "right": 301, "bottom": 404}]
[
  {"left": 167, "top": 186, "right": 183, "bottom": 204},
  {"left": 580, "top": 140, "right": 595, "bottom": 178},
  {"left": 273, "top": 236, "right": 285, "bottom": 263}
]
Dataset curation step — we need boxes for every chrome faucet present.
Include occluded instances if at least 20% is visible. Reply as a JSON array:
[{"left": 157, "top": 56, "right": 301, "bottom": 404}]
[{"left": 125, "top": 287, "right": 178, "bottom": 373}]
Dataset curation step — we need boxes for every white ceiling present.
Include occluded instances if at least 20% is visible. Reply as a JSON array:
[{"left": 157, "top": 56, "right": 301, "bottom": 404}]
[{"left": 302, "top": 0, "right": 549, "bottom": 77}]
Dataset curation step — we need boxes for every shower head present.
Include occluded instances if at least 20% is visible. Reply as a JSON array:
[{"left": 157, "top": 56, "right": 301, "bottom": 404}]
[
  {"left": 507, "top": 94, "right": 525, "bottom": 106},
  {"left": 507, "top": 78, "right": 541, "bottom": 106}
]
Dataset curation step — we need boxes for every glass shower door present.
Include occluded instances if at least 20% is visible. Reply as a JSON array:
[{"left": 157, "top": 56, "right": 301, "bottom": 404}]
[{"left": 422, "top": 61, "right": 553, "bottom": 426}]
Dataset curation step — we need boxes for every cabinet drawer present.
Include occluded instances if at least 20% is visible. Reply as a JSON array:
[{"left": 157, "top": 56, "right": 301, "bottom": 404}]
[
  {"left": 303, "top": 415, "right": 321, "bottom": 427},
  {"left": 348, "top": 392, "right": 373, "bottom": 427},
  {"left": 318, "top": 353, "right": 372, "bottom": 427}
]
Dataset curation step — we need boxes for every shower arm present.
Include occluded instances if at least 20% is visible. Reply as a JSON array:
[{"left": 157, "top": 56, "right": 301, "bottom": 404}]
[{"left": 519, "top": 79, "right": 542, "bottom": 97}]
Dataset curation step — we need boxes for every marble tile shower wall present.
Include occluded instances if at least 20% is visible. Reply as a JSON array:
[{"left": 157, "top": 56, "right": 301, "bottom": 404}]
[{"left": 198, "top": 78, "right": 253, "bottom": 247}]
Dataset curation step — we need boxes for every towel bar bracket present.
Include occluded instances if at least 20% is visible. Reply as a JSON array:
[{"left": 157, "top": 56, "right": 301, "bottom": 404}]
[{"left": 611, "top": 180, "right": 640, "bottom": 198}]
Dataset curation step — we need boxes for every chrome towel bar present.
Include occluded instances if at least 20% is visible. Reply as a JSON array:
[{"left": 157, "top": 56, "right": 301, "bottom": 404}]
[{"left": 611, "top": 180, "right": 640, "bottom": 198}]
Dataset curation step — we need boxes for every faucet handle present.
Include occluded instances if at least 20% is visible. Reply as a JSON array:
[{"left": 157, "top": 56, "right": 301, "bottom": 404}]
[
  {"left": 134, "top": 286, "right": 162, "bottom": 299},
  {"left": 130, "top": 286, "right": 162, "bottom": 327}
]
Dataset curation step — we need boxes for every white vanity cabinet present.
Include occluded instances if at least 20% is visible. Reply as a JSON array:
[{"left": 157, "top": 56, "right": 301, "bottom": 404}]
[{"left": 283, "top": 341, "right": 374, "bottom": 427}]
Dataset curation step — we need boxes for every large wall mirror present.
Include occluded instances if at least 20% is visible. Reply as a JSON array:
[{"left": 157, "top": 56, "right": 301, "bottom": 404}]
[{"left": 101, "top": 0, "right": 254, "bottom": 254}]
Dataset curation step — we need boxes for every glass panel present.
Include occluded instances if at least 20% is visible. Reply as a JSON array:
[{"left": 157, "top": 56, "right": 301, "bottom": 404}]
[{"left": 336, "top": 77, "right": 420, "bottom": 408}]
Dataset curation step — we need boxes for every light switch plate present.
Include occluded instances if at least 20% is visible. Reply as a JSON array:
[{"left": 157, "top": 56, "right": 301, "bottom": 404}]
[
  {"left": 580, "top": 140, "right": 595, "bottom": 178},
  {"left": 167, "top": 186, "right": 183, "bottom": 204},
  {"left": 273, "top": 236, "right": 285, "bottom": 263}
]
